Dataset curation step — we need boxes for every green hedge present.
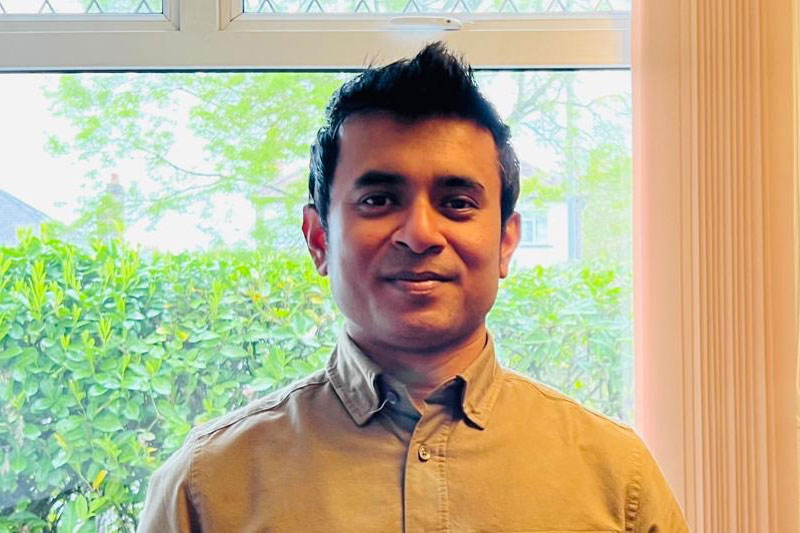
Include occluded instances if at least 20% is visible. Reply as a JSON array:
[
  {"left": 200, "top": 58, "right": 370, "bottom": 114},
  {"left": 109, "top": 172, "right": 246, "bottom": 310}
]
[
  {"left": 489, "top": 263, "right": 632, "bottom": 419},
  {"left": 0, "top": 230, "right": 630, "bottom": 532}
]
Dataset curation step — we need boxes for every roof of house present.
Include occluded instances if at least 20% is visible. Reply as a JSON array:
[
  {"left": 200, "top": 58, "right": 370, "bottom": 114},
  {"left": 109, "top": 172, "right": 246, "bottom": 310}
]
[{"left": 0, "top": 189, "right": 50, "bottom": 246}]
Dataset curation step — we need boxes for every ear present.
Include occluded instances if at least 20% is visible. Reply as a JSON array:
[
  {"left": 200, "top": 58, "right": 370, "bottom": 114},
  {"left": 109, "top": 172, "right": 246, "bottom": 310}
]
[
  {"left": 499, "top": 211, "right": 521, "bottom": 279},
  {"left": 302, "top": 204, "right": 328, "bottom": 276}
]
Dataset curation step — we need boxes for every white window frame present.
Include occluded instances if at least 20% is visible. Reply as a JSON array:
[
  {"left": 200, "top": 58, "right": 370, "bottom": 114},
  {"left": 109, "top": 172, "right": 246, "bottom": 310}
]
[
  {"left": 519, "top": 210, "right": 550, "bottom": 247},
  {"left": 0, "top": 0, "right": 629, "bottom": 70}
]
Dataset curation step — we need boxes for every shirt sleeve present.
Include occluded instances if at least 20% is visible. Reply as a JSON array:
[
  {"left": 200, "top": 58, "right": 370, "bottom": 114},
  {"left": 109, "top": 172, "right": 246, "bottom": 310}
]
[
  {"left": 625, "top": 436, "right": 691, "bottom": 533},
  {"left": 137, "top": 431, "right": 202, "bottom": 533}
]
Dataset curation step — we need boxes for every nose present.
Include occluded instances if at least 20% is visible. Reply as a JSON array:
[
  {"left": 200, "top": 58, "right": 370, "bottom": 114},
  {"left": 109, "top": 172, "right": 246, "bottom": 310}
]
[{"left": 391, "top": 198, "right": 446, "bottom": 255}]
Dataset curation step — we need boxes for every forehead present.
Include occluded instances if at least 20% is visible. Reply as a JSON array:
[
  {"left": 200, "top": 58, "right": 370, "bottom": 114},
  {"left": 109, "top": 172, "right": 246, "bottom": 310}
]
[{"left": 332, "top": 113, "right": 501, "bottom": 193}]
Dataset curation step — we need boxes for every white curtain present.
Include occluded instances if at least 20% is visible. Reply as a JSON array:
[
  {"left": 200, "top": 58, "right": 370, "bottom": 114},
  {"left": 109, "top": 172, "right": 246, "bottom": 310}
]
[{"left": 632, "top": 0, "right": 800, "bottom": 531}]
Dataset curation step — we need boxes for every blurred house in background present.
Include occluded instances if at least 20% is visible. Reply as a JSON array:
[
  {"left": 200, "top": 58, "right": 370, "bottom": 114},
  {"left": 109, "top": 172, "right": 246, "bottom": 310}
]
[
  {"left": 0, "top": 188, "right": 49, "bottom": 246},
  {"left": 513, "top": 205, "right": 570, "bottom": 267}
]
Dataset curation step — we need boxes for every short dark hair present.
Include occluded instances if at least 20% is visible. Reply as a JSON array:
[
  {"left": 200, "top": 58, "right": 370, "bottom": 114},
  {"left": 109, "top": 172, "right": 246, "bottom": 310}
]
[{"left": 308, "top": 42, "right": 520, "bottom": 231}]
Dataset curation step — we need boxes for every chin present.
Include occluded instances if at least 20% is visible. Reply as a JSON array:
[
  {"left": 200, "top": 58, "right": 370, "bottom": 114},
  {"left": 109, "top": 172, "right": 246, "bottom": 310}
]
[{"left": 380, "top": 317, "right": 470, "bottom": 349}]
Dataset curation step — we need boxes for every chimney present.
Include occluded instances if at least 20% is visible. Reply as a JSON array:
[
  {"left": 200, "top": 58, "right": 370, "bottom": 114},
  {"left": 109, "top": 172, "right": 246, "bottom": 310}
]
[{"left": 106, "top": 173, "right": 124, "bottom": 202}]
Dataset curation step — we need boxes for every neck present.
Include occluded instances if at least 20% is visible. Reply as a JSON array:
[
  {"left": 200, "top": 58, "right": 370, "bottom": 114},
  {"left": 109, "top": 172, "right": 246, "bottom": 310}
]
[{"left": 348, "top": 324, "right": 488, "bottom": 405}]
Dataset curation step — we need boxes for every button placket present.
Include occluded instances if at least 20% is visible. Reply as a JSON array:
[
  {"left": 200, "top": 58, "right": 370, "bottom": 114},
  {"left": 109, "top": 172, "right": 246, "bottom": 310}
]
[{"left": 402, "top": 401, "right": 457, "bottom": 533}]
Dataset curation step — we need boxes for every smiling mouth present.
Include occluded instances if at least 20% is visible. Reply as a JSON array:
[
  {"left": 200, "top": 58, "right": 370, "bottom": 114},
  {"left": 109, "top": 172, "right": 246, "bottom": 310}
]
[
  {"left": 389, "top": 279, "right": 445, "bottom": 293},
  {"left": 384, "top": 272, "right": 452, "bottom": 294}
]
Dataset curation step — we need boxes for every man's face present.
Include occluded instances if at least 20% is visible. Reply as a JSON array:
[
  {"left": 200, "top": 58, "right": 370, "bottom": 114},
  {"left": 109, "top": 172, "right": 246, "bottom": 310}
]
[{"left": 303, "top": 113, "right": 520, "bottom": 353}]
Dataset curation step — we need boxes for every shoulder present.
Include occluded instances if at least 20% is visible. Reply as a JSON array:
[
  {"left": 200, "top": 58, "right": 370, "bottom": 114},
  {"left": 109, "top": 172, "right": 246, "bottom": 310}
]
[
  {"left": 496, "top": 368, "right": 645, "bottom": 484},
  {"left": 499, "top": 367, "right": 636, "bottom": 442},
  {"left": 497, "top": 369, "right": 688, "bottom": 530},
  {"left": 194, "top": 369, "right": 330, "bottom": 439},
  {"left": 150, "top": 369, "right": 330, "bottom": 480},
  {"left": 138, "top": 371, "right": 332, "bottom": 530}
]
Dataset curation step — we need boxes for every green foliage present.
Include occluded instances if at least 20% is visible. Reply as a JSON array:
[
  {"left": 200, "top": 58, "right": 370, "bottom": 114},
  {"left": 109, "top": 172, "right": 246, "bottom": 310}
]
[
  {"left": 489, "top": 263, "right": 632, "bottom": 420},
  {"left": 0, "top": 231, "right": 339, "bottom": 531},
  {"left": 44, "top": 71, "right": 630, "bottom": 255},
  {"left": 45, "top": 72, "right": 345, "bottom": 246},
  {"left": 481, "top": 70, "right": 632, "bottom": 264},
  {"left": 579, "top": 144, "right": 632, "bottom": 264},
  {"left": 0, "top": 230, "right": 630, "bottom": 531}
]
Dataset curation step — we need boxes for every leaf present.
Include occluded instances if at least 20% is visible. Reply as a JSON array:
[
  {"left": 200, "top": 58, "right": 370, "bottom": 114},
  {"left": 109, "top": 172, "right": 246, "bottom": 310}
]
[
  {"left": 221, "top": 344, "right": 248, "bottom": 359},
  {"left": 92, "top": 469, "right": 108, "bottom": 490},
  {"left": 75, "top": 494, "right": 89, "bottom": 521},
  {"left": 31, "top": 397, "right": 54, "bottom": 412},
  {"left": 244, "top": 328, "right": 271, "bottom": 342},
  {"left": 96, "top": 373, "right": 121, "bottom": 390},
  {"left": 193, "top": 330, "right": 220, "bottom": 342},
  {"left": 156, "top": 399, "right": 182, "bottom": 423},
  {"left": 8, "top": 323, "right": 24, "bottom": 340},
  {"left": 93, "top": 413, "right": 124, "bottom": 433},
  {"left": 127, "top": 341, "right": 150, "bottom": 353},
  {"left": 148, "top": 345, "right": 166, "bottom": 358},
  {"left": 55, "top": 416, "right": 83, "bottom": 433},
  {"left": 23, "top": 424, "right": 42, "bottom": 440},
  {"left": 144, "top": 333, "right": 167, "bottom": 344},
  {"left": 85, "top": 379, "right": 110, "bottom": 394},
  {"left": 89, "top": 494, "right": 108, "bottom": 513},
  {"left": 0, "top": 345, "right": 22, "bottom": 361},
  {"left": 120, "top": 373, "right": 149, "bottom": 391},
  {"left": 249, "top": 376, "right": 275, "bottom": 391},
  {"left": 151, "top": 376, "right": 171, "bottom": 395},
  {"left": 9, "top": 451, "right": 27, "bottom": 473},
  {"left": 54, "top": 432, "right": 69, "bottom": 449},
  {"left": 58, "top": 493, "right": 78, "bottom": 532},
  {"left": 52, "top": 449, "right": 69, "bottom": 468},
  {"left": 122, "top": 400, "right": 140, "bottom": 420}
]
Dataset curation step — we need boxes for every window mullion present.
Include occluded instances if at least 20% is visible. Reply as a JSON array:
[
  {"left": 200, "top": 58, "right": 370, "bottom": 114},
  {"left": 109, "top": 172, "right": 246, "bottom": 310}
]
[{"left": 180, "top": 0, "right": 218, "bottom": 31}]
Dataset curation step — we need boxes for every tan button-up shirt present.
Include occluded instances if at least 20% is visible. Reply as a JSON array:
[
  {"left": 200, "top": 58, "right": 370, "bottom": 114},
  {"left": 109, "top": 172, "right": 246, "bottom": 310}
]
[{"left": 138, "top": 331, "right": 689, "bottom": 532}]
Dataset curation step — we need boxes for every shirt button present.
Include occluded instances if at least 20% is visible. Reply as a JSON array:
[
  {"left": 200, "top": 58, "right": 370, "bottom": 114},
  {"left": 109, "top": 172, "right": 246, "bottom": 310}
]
[
  {"left": 418, "top": 444, "right": 431, "bottom": 462},
  {"left": 385, "top": 391, "right": 399, "bottom": 406}
]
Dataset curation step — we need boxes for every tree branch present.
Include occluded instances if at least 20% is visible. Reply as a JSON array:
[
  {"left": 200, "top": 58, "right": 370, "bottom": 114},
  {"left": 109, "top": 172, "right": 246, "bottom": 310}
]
[{"left": 135, "top": 145, "right": 222, "bottom": 179}]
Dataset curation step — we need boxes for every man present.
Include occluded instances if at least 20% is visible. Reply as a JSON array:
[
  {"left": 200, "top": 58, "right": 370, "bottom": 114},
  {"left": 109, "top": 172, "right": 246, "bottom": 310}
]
[{"left": 139, "top": 43, "right": 689, "bottom": 532}]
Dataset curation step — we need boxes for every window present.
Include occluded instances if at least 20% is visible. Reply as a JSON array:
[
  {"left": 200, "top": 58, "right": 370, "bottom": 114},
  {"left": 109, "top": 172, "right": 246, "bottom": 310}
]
[
  {"left": 0, "top": 5, "right": 630, "bottom": 531},
  {"left": 0, "top": 0, "right": 163, "bottom": 14},
  {"left": 241, "top": 0, "right": 630, "bottom": 14},
  {"left": 520, "top": 212, "right": 549, "bottom": 246}
]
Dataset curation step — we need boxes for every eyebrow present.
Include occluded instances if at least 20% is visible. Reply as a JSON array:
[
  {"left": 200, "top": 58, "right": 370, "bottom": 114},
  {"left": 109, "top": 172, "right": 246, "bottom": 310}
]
[
  {"left": 352, "top": 171, "right": 486, "bottom": 193},
  {"left": 435, "top": 175, "right": 486, "bottom": 193},
  {"left": 353, "top": 171, "right": 404, "bottom": 189}
]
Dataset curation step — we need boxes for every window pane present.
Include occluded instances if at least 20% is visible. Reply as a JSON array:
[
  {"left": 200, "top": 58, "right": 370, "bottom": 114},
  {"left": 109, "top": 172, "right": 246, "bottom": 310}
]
[
  {"left": 0, "top": 0, "right": 162, "bottom": 15},
  {"left": 243, "top": 0, "right": 629, "bottom": 14},
  {"left": 0, "top": 69, "right": 630, "bottom": 530}
]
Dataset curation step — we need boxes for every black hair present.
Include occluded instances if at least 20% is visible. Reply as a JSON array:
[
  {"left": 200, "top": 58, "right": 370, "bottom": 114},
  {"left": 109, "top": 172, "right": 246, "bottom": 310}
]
[{"left": 308, "top": 41, "right": 520, "bottom": 230}]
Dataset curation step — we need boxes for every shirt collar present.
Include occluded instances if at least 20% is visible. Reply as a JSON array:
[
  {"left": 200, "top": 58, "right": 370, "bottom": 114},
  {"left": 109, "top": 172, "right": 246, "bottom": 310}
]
[
  {"left": 326, "top": 329, "right": 384, "bottom": 426},
  {"left": 326, "top": 329, "right": 503, "bottom": 430},
  {"left": 455, "top": 331, "right": 503, "bottom": 429}
]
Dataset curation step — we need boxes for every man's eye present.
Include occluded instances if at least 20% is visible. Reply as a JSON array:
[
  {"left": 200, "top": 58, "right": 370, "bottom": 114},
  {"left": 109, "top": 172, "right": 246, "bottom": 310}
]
[
  {"left": 443, "top": 197, "right": 477, "bottom": 210},
  {"left": 360, "top": 194, "right": 394, "bottom": 207}
]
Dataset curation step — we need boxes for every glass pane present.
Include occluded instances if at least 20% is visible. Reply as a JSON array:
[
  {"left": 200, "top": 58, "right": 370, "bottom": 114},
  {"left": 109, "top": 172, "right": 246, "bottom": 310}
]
[
  {"left": 478, "top": 69, "right": 633, "bottom": 425},
  {"left": 243, "top": 0, "right": 629, "bottom": 14},
  {"left": 0, "top": 0, "right": 162, "bottom": 15},
  {"left": 0, "top": 69, "right": 630, "bottom": 530}
]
